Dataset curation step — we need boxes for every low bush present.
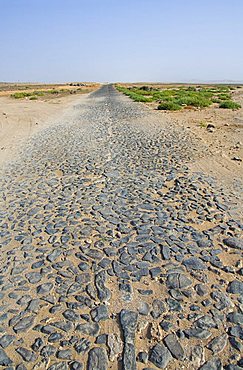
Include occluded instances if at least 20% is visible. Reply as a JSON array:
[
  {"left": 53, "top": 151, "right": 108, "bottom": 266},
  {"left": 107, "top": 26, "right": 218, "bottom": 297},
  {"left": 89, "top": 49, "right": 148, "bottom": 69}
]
[
  {"left": 33, "top": 91, "right": 45, "bottom": 96},
  {"left": 50, "top": 90, "right": 60, "bottom": 94},
  {"left": 116, "top": 84, "right": 240, "bottom": 111},
  {"left": 217, "top": 93, "right": 231, "bottom": 100},
  {"left": 219, "top": 101, "right": 241, "bottom": 109},
  {"left": 212, "top": 98, "right": 221, "bottom": 103},
  {"left": 128, "top": 93, "right": 153, "bottom": 102},
  {"left": 175, "top": 96, "right": 212, "bottom": 108},
  {"left": 11, "top": 92, "right": 32, "bottom": 99},
  {"left": 158, "top": 102, "right": 181, "bottom": 111}
]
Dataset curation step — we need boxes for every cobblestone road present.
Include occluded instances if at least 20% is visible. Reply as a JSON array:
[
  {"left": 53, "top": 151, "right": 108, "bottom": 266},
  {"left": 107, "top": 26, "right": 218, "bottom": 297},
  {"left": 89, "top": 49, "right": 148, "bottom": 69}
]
[{"left": 0, "top": 85, "right": 242, "bottom": 369}]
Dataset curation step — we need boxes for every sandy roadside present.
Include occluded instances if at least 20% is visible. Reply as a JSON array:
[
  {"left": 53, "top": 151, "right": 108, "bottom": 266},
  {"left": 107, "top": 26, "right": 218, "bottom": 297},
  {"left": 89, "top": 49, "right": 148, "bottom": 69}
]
[
  {"left": 118, "top": 83, "right": 243, "bottom": 219},
  {"left": 150, "top": 88, "right": 243, "bottom": 219},
  {"left": 0, "top": 92, "right": 93, "bottom": 167}
]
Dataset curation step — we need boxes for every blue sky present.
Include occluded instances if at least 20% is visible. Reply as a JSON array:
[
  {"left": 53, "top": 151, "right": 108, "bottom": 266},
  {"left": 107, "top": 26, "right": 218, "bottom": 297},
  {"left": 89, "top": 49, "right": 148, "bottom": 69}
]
[{"left": 0, "top": 0, "right": 242, "bottom": 82}]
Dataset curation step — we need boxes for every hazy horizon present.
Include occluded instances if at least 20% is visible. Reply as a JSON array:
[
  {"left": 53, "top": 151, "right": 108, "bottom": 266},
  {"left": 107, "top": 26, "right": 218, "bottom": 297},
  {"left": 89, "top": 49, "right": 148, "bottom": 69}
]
[
  {"left": 1, "top": 0, "right": 243, "bottom": 83},
  {"left": 1, "top": 80, "right": 243, "bottom": 85}
]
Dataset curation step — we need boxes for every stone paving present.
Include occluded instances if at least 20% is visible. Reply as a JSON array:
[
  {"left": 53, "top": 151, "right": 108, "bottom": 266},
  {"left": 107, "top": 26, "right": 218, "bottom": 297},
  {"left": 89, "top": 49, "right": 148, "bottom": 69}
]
[{"left": 0, "top": 85, "right": 242, "bottom": 369}]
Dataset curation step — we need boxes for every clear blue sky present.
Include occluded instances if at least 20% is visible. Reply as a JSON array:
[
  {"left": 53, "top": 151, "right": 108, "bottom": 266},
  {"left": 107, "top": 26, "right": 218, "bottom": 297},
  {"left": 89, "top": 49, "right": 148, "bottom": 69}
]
[{"left": 0, "top": 0, "right": 242, "bottom": 82}]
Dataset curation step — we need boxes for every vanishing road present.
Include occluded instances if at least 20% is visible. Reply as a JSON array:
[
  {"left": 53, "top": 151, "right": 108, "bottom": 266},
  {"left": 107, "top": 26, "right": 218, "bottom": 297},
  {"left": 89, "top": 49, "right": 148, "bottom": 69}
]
[{"left": 0, "top": 85, "right": 242, "bottom": 369}]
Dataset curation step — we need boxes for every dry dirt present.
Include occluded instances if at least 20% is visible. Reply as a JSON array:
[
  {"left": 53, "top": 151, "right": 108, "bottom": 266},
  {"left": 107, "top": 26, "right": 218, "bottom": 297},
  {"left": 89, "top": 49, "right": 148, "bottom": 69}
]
[
  {"left": 0, "top": 83, "right": 99, "bottom": 166},
  {"left": 120, "top": 83, "right": 243, "bottom": 219}
]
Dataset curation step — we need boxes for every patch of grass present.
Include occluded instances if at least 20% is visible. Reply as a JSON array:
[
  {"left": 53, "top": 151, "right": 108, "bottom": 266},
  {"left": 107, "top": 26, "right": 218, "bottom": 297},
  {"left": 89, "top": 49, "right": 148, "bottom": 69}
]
[
  {"left": 11, "top": 92, "right": 32, "bottom": 99},
  {"left": 199, "top": 120, "right": 207, "bottom": 128},
  {"left": 217, "top": 93, "right": 231, "bottom": 100},
  {"left": 11, "top": 89, "right": 61, "bottom": 100},
  {"left": 158, "top": 101, "right": 181, "bottom": 111},
  {"left": 129, "top": 93, "right": 153, "bottom": 102},
  {"left": 33, "top": 91, "right": 45, "bottom": 96},
  {"left": 50, "top": 89, "right": 60, "bottom": 94},
  {"left": 219, "top": 101, "right": 241, "bottom": 110},
  {"left": 116, "top": 86, "right": 153, "bottom": 102},
  {"left": 212, "top": 98, "right": 221, "bottom": 103},
  {"left": 175, "top": 96, "right": 211, "bottom": 108},
  {"left": 116, "top": 84, "right": 240, "bottom": 111}
]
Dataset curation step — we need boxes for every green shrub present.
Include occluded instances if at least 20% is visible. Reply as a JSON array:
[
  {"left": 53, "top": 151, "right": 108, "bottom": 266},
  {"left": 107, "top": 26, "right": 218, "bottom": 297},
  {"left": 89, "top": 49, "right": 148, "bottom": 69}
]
[
  {"left": 212, "top": 98, "right": 221, "bottom": 103},
  {"left": 128, "top": 92, "right": 153, "bottom": 102},
  {"left": 33, "top": 91, "right": 45, "bottom": 96},
  {"left": 116, "top": 84, "right": 240, "bottom": 111},
  {"left": 158, "top": 102, "right": 181, "bottom": 111},
  {"left": 11, "top": 92, "right": 32, "bottom": 99},
  {"left": 186, "top": 86, "right": 197, "bottom": 91},
  {"left": 175, "top": 96, "right": 212, "bottom": 108},
  {"left": 217, "top": 93, "right": 231, "bottom": 100},
  {"left": 219, "top": 101, "right": 241, "bottom": 109},
  {"left": 29, "top": 96, "right": 38, "bottom": 100}
]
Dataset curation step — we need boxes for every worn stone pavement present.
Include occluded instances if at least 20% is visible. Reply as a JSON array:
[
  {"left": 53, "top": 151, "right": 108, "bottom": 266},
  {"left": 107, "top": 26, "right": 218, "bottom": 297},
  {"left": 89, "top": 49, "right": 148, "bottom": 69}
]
[{"left": 0, "top": 85, "right": 242, "bottom": 369}]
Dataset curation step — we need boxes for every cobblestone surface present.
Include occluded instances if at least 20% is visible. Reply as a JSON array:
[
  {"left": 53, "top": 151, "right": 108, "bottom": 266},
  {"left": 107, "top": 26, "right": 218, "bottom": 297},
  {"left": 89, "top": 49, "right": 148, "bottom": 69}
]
[{"left": 0, "top": 85, "right": 242, "bottom": 369}]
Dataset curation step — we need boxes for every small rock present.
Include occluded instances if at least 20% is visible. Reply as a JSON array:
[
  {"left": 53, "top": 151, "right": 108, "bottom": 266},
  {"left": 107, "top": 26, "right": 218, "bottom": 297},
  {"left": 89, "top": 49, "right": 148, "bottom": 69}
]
[
  {"left": 120, "top": 310, "right": 138, "bottom": 370},
  {"left": 48, "top": 362, "right": 68, "bottom": 370},
  {"left": 184, "top": 328, "right": 212, "bottom": 339},
  {"left": 195, "top": 315, "right": 217, "bottom": 329},
  {"left": 227, "top": 280, "right": 243, "bottom": 294},
  {"left": 107, "top": 334, "right": 123, "bottom": 361},
  {"left": 76, "top": 322, "right": 100, "bottom": 336},
  {"left": 31, "top": 337, "right": 43, "bottom": 352},
  {"left": 56, "top": 349, "right": 72, "bottom": 359},
  {"left": 183, "top": 257, "right": 206, "bottom": 271},
  {"left": 207, "top": 334, "right": 228, "bottom": 354},
  {"left": 195, "top": 284, "right": 208, "bottom": 296},
  {"left": 229, "top": 336, "right": 243, "bottom": 352},
  {"left": 223, "top": 237, "right": 243, "bottom": 250},
  {"left": 166, "top": 273, "right": 192, "bottom": 289},
  {"left": 151, "top": 299, "right": 166, "bottom": 319},
  {"left": 190, "top": 345, "right": 205, "bottom": 368},
  {"left": 63, "top": 309, "right": 80, "bottom": 322},
  {"left": 87, "top": 347, "right": 108, "bottom": 370},
  {"left": 13, "top": 316, "right": 35, "bottom": 333},
  {"left": 207, "top": 124, "right": 215, "bottom": 132},
  {"left": 199, "top": 357, "right": 223, "bottom": 370},
  {"left": 16, "top": 347, "right": 37, "bottom": 362},
  {"left": 150, "top": 343, "right": 172, "bottom": 369},
  {"left": 138, "top": 301, "right": 150, "bottom": 316},
  {"left": 0, "top": 348, "right": 12, "bottom": 366},
  {"left": 164, "top": 333, "right": 185, "bottom": 360},
  {"left": 137, "top": 351, "right": 148, "bottom": 364},
  {"left": 91, "top": 305, "right": 109, "bottom": 322},
  {"left": 75, "top": 338, "right": 90, "bottom": 354},
  {"left": 36, "top": 282, "right": 53, "bottom": 295},
  {"left": 70, "top": 361, "right": 83, "bottom": 370},
  {"left": 0, "top": 334, "right": 15, "bottom": 348},
  {"left": 227, "top": 312, "right": 243, "bottom": 325},
  {"left": 95, "top": 271, "right": 111, "bottom": 303}
]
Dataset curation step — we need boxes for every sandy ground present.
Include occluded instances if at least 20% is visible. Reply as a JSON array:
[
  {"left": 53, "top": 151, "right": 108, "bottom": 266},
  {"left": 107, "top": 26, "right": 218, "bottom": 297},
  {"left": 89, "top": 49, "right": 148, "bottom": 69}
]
[
  {"left": 120, "top": 83, "right": 243, "bottom": 219},
  {"left": 155, "top": 89, "right": 243, "bottom": 218},
  {"left": 0, "top": 88, "right": 97, "bottom": 166}
]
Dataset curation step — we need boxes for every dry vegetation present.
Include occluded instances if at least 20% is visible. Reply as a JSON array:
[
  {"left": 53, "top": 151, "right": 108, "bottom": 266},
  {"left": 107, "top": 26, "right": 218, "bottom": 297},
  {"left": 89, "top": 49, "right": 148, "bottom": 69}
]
[
  {"left": 0, "top": 82, "right": 99, "bottom": 100},
  {"left": 0, "top": 82, "right": 100, "bottom": 165}
]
